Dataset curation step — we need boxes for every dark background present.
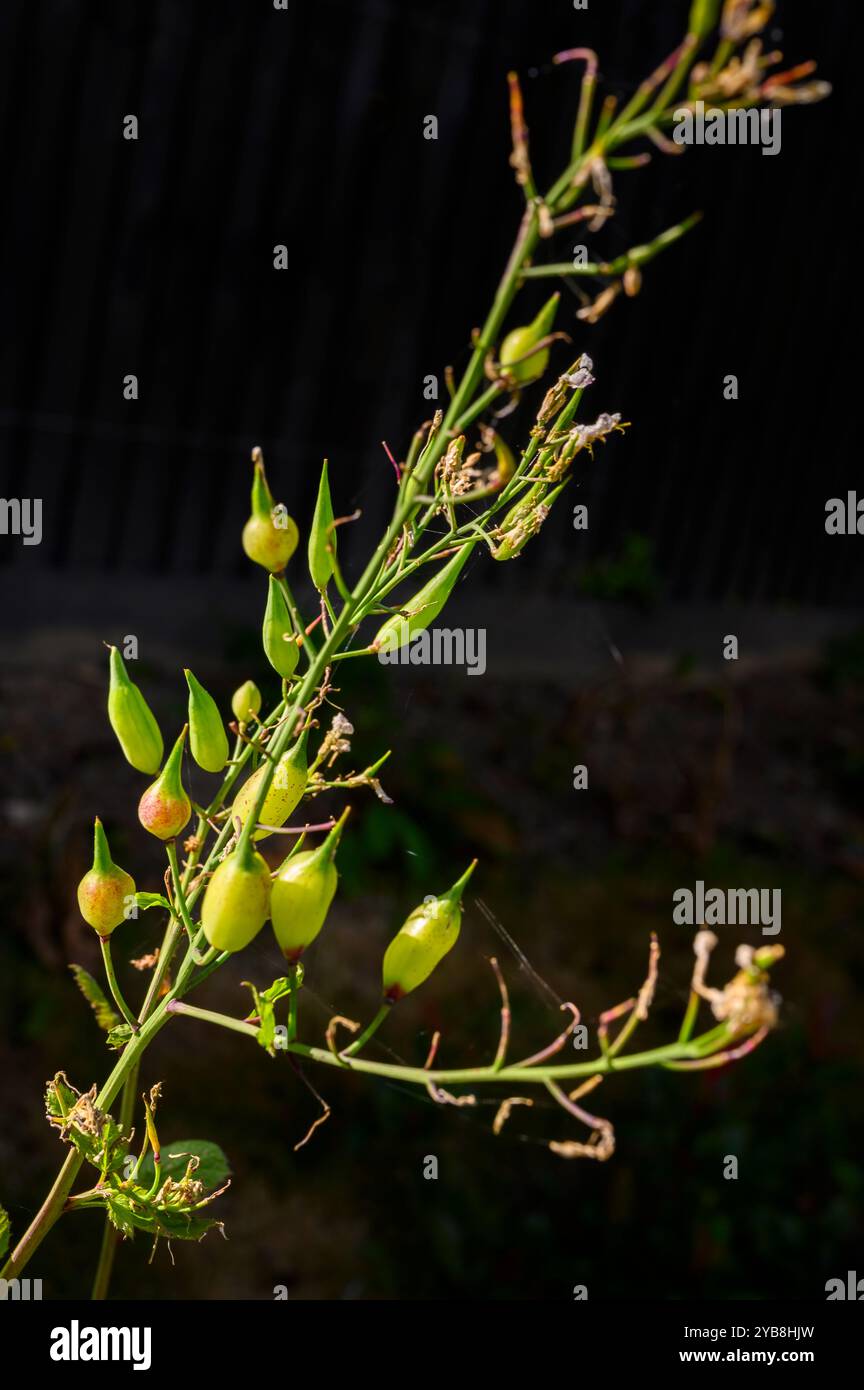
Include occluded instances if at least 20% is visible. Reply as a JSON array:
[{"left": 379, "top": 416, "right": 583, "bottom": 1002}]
[{"left": 1, "top": 0, "right": 862, "bottom": 1301}]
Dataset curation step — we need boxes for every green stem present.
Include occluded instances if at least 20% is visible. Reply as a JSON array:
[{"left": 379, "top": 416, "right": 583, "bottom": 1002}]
[
  {"left": 521, "top": 213, "right": 701, "bottom": 280},
  {"left": 287, "top": 966, "right": 300, "bottom": 1042},
  {"left": 0, "top": 1148, "right": 84, "bottom": 1281},
  {"left": 167, "top": 999, "right": 721, "bottom": 1086},
  {"left": 99, "top": 937, "right": 138, "bottom": 1033},
  {"left": 443, "top": 206, "right": 540, "bottom": 432},
  {"left": 678, "top": 990, "right": 701, "bottom": 1044},
  {"left": 166, "top": 839, "right": 209, "bottom": 963},
  {"left": 341, "top": 1003, "right": 392, "bottom": 1058},
  {"left": 278, "top": 576, "right": 317, "bottom": 663},
  {"left": 91, "top": 1217, "right": 119, "bottom": 1301}
]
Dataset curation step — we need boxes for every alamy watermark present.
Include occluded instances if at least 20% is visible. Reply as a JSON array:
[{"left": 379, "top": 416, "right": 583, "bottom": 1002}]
[
  {"left": 378, "top": 626, "right": 486, "bottom": 676},
  {"left": 0, "top": 1276, "right": 43, "bottom": 1299},
  {"left": 673, "top": 101, "right": 781, "bottom": 157},
  {"left": 673, "top": 881, "right": 781, "bottom": 936},
  {"left": 49, "top": 1320, "right": 151, "bottom": 1370},
  {"left": 825, "top": 1271, "right": 864, "bottom": 1300},
  {"left": 0, "top": 497, "right": 42, "bottom": 545}
]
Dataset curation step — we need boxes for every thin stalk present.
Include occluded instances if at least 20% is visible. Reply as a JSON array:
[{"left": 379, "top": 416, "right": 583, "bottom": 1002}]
[
  {"left": 279, "top": 576, "right": 317, "bottom": 662},
  {"left": 443, "top": 206, "right": 540, "bottom": 432},
  {"left": 99, "top": 938, "right": 138, "bottom": 1033},
  {"left": 167, "top": 1000, "right": 724, "bottom": 1086},
  {"left": 341, "top": 1003, "right": 392, "bottom": 1058},
  {"left": 572, "top": 68, "right": 597, "bottom": 162},
  {"left": 287, "top": 965, "right": 300, "bottom": 1042},
  {"left": 91, "top": 1218, "right": 119, "bottom": 1301},
  {"left": 678, "top": 990, "right": 701, "bottom": 1044},
  {"left": 521, "top": 213, "right": 701, "bottom": 280}
]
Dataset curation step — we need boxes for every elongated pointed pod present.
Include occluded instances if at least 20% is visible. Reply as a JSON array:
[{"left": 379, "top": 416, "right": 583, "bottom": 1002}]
[
  {"left": 373, "top": 541, "right": 477, "bottom": 655},
  {"left": 308, "top": 458, "right": 336, "bottom": 591},
  {"left": 107, "top": 646, "right": 163, "bottom": 774},
  {"left": 688, "top": 0, "right": 721, "bottom": 40},
  {"left": 138, "top": 726, "right": 192, "bottom": 840},
  {"left": 242, "top": 450, "right": 299, "bottom": 573},
  {"left": 271, "top": 807, "right": 349, "bottom": 960},
  {"left": 231, "top": 729, "right": 308, "bottom": 841},
  {"left": 231, "top": 679, "right": 261, "bottom": 726},
  {"left": 382, "top": 860, "right": 476, "bottom": 1002},
  {"left": 77, "top": 818, "right": 136, "bottom": 936},
  {"left": 201, "top": 840, "right": 272, "bottom": 953},
  {"left": 262, "top": 576, "right": 299, "bottom": 680},
  {"left": 499, "top": 292, "right": 559, "bottom": 385},
  {"left": 185, "top": 669, "right": 229, "bottom": 773}
]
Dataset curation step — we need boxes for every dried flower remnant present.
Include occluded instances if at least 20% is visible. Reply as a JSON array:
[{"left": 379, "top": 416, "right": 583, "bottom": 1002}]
[
  {"left": 316, "top": 711, "right": 354, "bottom": 766},
  {"left": 689, "top": 931, "right": 784, "bottom": 1039}
]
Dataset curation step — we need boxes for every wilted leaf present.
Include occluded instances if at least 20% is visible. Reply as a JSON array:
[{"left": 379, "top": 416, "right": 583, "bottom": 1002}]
[{"left": 45, "top": 1072, "right": 127, "bottom": 1177}]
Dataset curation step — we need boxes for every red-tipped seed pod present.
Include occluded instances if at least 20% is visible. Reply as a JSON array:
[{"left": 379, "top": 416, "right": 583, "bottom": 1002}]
[
  {"left": 138, "top": 726, "right": 192, "bottom": 840},
  {"left": 77, "top": 818, "right": 136, "bottom": 936}
]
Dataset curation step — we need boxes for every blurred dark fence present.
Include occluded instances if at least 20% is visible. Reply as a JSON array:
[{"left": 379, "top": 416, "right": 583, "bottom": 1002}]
[{"left": 0, "top": 0, "right": 857, "bottom": 610}]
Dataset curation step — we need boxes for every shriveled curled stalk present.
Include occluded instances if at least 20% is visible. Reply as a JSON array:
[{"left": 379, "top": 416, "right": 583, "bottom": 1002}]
[{"left": 1, "top": 0, "right": 826, "bottom": 1292}]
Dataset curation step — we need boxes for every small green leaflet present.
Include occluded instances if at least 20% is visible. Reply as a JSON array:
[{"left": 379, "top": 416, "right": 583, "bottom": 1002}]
[
  {"left": 134, "top": 891, "right": 173, "bottom": 914},
  {"left": 242, "top": 970, "right": 304, "bottom": 1055},
  {"left": 106, "top": 1023, "right": 134, "bottom": 1051},
  {"left": 69, "top": 963, "right": 121, "bottom": 1032}
]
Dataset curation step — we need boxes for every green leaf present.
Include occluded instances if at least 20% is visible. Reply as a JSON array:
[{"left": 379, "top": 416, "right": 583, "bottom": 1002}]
[
  {"left": 242, "top": 970, "right": 303, "bottom": 1055},
  {"left": 134, "top": 891, "right": 173, "bottom": 914},
  {"left": 69, "top": 963, "right": 121, "bottom": 1033},
  {"left": 104, "top": 1188, "right": 224, "bottom": 1245},
  {"left": 137, "top": 1139, "right": 231, "bottom": 1193},
  {"left": 0, "top": 1202, "right": 10, "bottom": 1261},
  {"left": 106, "top": 1023, "right": 134, "bottom": 1051},
  {"left": 101, "top": 1144, "right": 231, "bottom": 1249}
]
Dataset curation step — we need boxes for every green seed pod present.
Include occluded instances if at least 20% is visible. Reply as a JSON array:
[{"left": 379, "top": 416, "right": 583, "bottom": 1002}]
[
  {"left": 382, "top": 861, "right": 476, "bottom": 1001},
  {"left": 688, "top": 0, "right": 721, "bottom": 39},
  {"left": 499, "top": 292, "right": 559, "bottom": 385},
  {"left": 107, "top": 646, "right": 164, "bottom": 775},
  {"left": 231, "top": 679, "right": 262, "bottom": 726},
  {"left": 231, "top": 729, "right": 308, "bottom": 841},
  {"left": 138, "top": 726, "right": 192, "bottom": 841},
  {"left": 271, "top": 807, "right": 349, "bottom": 960},
  {"left": 308, "top": 458, "right": 336, "bottom": 591},
  {"left": 184, "top": 669, "right": 229, "bottom": 773},
  {"left": 77, "top": 818, "right": 136, "bottom": 936},
  {"left": 262, "top": 576, "right": 299, "bottom": 680},
  {"left": 200, "top": 840, "right": 272, "bottom": 953},
  {"left": 242, "top": 452, "right": 299, "bottom": 573},
  {"left": 373, "top": 541, "right": 477, "bottom": 655}
]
